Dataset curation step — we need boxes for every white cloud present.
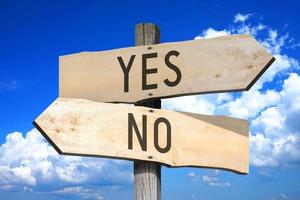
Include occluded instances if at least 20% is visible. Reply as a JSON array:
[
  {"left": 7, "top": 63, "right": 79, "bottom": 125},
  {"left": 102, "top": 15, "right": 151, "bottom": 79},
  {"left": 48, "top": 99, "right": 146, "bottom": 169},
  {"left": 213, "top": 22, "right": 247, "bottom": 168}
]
[
  {"left": 216, "top": 93, "right": 232, "bottom": 104},
  {"left": 52, "top": 186, "right": 104, "bottom": 200},
  {"left": 250, "top": 133, "right": 279, "bottom": 167},
  {"left": 280, "top": 73, "right": 300, "bottom": 114},
  {"left": 187, "top": 171, "right": 198, "bottom": 181},
  {"left": 0, "top": 79, "right": 20, "bottom": 91},
  {"left": 252, "top": 107, "right": 285, "bottom": 134},
  {"left": 234, "top": 13, "right": 252, "bottom": 23},
  {"left": 234, "top": 23, "right": 266, "bottom": 36},
  {"left": 280, "top": 193, "right": 289, "bottom": 200},
  {"left": 249, "top": 73, "right": 300, "bottom": 167},
  {"left": 261, "top": 30, "right": 289, "bottom": 54},
  {"left": 0, "top": 129, "right": 132, "bottom": 195},
  {"left": 191, "top": 193, "right": 197, "bottom": 200},
  {"left": 258, "top": 54, "right": 297, "bottom": 90},
  {"left": 187, "top": 170, "right": 230, "bottom": 187},
  {"left": 222, "top": 90, "right": 280, "bottom": 119},
  {"left": 202, "top": 175, "right": 231, "bottom": 187},
  {"left": 195, "top": 28, "right": 230, "bottom": 39},
  {"left": 163, "top": 95, "right": 216, "bottom": 115}
]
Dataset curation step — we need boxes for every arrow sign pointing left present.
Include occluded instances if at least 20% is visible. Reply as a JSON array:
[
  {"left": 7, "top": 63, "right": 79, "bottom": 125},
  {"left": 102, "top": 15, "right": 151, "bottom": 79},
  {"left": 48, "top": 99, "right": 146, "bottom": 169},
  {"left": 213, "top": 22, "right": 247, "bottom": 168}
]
[{"left": 33, "top": 98, "right": 249, "bottom": 174}]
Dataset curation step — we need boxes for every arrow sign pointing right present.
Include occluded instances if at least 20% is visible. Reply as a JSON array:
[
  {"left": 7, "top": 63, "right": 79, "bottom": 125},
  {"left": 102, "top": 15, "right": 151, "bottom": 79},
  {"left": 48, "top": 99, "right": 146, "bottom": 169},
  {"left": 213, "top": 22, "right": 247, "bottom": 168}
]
[
  {"left": 60, "top": 34, "right": 274, "bottom": 103},
  {"left": 33, "top": 98, "right": 249, "bottom": 174}
]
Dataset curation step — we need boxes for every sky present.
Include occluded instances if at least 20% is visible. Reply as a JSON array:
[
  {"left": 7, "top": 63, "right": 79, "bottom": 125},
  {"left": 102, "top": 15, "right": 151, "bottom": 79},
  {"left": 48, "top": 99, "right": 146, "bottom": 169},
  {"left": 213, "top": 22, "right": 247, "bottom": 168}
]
[{"left": 0, "top": 0, "right": 300, "bottom": 200}]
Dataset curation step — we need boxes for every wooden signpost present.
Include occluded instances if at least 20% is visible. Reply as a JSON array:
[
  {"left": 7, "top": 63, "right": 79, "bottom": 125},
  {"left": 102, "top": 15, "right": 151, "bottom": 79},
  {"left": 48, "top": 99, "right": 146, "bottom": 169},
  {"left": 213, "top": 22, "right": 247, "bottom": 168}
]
[
  {"left": 133, "top": 24, "right": 162, "bottom": 200},
  {"left": 59, "top": 33, "right": 274, "bottom": 103},
  {"left": 33, "top": 23, "right": 275, "bottom": 200},
  {"left": 33, "top": 97, "right": 249, "bottom": 173}
]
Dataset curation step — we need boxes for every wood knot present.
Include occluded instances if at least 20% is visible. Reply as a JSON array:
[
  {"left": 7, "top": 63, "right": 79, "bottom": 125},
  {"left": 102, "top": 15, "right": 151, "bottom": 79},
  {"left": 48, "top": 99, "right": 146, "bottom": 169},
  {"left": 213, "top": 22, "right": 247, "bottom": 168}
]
[
  {"left": 70, "top": 115, "right": 78, "bottom": 125},
  {"left": 248, "top": 65, "right": 254, "bottom": 69},
  {"left": 49, "top": 117, "right": 55, "bottom": 123},
  {"left": 252, "top": 53, "right": 259, "bottom": 59}
]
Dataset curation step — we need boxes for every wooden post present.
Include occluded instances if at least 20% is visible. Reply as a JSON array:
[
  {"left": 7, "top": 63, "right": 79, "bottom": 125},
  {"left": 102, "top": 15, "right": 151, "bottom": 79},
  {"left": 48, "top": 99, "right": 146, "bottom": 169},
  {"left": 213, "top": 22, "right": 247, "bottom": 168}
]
[{"left": 134, "top": 23, "right": 161, "bottom": 200}]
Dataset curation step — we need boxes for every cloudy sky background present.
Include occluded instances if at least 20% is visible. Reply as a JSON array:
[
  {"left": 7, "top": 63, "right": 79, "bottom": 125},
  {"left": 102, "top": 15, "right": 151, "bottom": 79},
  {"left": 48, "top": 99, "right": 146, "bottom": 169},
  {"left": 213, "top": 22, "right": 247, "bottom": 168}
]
[{"left": 1, "top": 1, "right": 300, "bottom": 200}]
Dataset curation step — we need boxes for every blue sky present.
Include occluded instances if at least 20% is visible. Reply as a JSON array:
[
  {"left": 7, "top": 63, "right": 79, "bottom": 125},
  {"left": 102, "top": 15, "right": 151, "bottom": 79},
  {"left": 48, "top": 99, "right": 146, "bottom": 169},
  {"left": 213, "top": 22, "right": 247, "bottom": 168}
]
[{"left": 1, "top": 0, "right": 300, "bottom": 200}]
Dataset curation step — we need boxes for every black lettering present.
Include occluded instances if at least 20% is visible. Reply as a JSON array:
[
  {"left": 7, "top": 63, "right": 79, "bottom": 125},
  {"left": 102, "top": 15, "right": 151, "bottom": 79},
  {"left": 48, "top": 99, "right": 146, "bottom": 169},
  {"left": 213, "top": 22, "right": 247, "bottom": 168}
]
[
  {"left": 164, "top": 50, "right": 181, "bottom": 87},
  {"left": 128, "top": 113, "right": 147, "bottom": 151},
  {"left": 142, "top": 53, "right": 158, "bottom": 90},
  {"left": 117, "top": 55, "right": 136, "bottom": 92},
  {"left": 154, "top": 117, "right": 171, "bottom": 153}
]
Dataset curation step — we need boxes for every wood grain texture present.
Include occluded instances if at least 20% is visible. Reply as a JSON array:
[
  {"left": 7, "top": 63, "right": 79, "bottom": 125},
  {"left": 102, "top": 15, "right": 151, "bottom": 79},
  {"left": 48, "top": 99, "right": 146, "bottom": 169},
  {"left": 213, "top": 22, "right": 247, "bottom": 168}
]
[
  {"left": 134, "top": 161, "right": 161, "bottom": 200},
  {"left": 33, "top": 97, "right": 249, "bottom": 174},
  {"left": 134, "top": 23, "right": 161, "bottom": 200},
  {"left": 59, "top": 34, "right": 274, "bottom": 103}
]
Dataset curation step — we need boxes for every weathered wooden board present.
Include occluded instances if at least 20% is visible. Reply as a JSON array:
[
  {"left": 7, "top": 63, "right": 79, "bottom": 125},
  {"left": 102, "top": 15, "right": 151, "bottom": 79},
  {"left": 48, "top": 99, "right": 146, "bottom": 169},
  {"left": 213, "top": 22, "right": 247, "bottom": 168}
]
[
  {"left": 60, "top": 34, "right": 274, "bottom": 103},
  {"left": 33, "top": 97, "right": 249, "bottom": 174}
]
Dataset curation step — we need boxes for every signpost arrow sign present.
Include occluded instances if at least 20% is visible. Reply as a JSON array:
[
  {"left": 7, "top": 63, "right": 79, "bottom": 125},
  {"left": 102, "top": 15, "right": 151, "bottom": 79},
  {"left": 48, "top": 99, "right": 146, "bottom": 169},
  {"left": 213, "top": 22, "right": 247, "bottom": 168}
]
[
  {"left": 60, "top": 34, "right": 274, "bottom": 103},
  {"left": 33, "top": 97, "right": 249, "bottom": 174}
]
